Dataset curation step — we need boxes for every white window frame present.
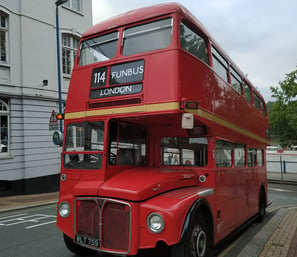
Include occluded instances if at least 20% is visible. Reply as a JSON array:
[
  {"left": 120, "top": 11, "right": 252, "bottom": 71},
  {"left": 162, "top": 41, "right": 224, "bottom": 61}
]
[
  {"left": 0, "top": 11, "right": 8, "bottom": 63},
  {"left": 0, "top": 99, "right": 9, "bottom": 156},
  {"left": 63, "top": 0, "right": 82, "bottom": 13},
  {"left": 62, "top": 33, "right": 80, "bottom": 76}
]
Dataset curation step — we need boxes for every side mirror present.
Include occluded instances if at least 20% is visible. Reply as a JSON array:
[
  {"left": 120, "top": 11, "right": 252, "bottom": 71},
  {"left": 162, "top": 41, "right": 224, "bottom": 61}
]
[
  {"left": 53, "top": 130, "right": 63, "bottom": 146},
  {"left": 182, "top": 113, "right": 194, "bottom": 129}
]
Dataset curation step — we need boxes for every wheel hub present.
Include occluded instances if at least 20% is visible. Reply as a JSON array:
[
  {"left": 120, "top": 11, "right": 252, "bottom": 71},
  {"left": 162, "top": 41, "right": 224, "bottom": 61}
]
[{"left": 195, "top": 229, "right": 206, "bottom": 257}]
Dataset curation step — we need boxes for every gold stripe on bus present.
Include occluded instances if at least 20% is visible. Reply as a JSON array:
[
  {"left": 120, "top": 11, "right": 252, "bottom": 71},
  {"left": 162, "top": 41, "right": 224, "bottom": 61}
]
[
  {"left": 64, "top": 102, "right": 180, "bottom": 120},
  {"left": 188, "top": 108, "right": 270, "bottom": 145},
  {"left": 64, "top": 101, "right": 269, "bottom": 144}
]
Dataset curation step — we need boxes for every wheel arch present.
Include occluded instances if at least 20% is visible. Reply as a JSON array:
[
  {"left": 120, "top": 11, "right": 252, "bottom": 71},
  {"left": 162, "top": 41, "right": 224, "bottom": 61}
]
[
  {"left": 256, "top": 182, "right": 267, "bottom": 222},
  {"left": 180, "top": 198, "right": 214, "bottom": 246},
  {"left": 259, "top": 182, "right": 267, "bottom": 206}
]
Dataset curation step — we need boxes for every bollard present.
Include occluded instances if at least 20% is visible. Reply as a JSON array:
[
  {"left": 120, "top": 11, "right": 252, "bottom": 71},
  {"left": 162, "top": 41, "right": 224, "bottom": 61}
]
[{"left": 280, "top": 155, "right": 283, "bottom": 181}]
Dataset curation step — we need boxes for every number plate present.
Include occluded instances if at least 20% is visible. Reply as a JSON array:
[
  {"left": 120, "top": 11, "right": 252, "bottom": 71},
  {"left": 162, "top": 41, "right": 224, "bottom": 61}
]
[{"left": 75, "top": 235, "right": 100, "bottom": 248}]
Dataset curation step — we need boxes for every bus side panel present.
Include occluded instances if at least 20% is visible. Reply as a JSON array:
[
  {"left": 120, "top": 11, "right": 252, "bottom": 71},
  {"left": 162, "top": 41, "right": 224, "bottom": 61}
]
[
  {"left": 138, "top": 190, "right": 215, "bottom": 249},
  {"left": 179, "top": 51, "right": 215, "bottom": 112},
  {"left": 145, "top": 50, "right": 179, "bottom": 104},
  {"left": 213, "top": 74, "right": 268, "bottom": 141},
  {"left": 234, "top": 168, "right": 250, "bottom": 225},
  {"left": 248, "top": 166, "right": 267, "bottom": 216},
  {"left": 65, "top": 68, "right": 91, "bottom": 113},
  {"left": 215, "top": 169, "right": 236, "bottom": 240}
]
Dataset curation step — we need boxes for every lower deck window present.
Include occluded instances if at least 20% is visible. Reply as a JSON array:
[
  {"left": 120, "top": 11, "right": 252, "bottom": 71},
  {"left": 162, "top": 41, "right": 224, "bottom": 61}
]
[
  {"left": 216, "top": 139, "right": 233, "bottom": 167},
  {"left": 248, "top": 148, "right": 257, "bottom": 167},
  {"left": 161, "top": 137, "right": 208, "bottom": 167},
  {"left": 108, "top": 121, "right": 146, "bottom": 165}
]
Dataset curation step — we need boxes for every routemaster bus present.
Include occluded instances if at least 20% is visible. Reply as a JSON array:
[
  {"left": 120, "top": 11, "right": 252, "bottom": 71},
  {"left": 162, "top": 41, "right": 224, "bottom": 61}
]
[{"left": 55, "top": 3, "right": 270, "bottom": 257}]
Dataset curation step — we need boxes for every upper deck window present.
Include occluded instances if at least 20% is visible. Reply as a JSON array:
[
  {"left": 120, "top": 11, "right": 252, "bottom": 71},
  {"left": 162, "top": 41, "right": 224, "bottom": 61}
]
[
  {"left": 212, "top": 46, "right": 229, "bottom": 82},
  {"left": 123, "top": 18, "right": 173, "bottom": 56},
  {"left": 79, "top": 31, "right": 119, "bottom": 66},
  {"left": 230, "top": 67, "right": 242, "bottom": 94},
  {"left": 180, "top": 23, "right": 209, "bottom": 64},
  {"left": 243, "top": 82, "right": 252, "bottom": 103},
  {"left": 253, "top": 91, "right": 266, "bottom": 115}
]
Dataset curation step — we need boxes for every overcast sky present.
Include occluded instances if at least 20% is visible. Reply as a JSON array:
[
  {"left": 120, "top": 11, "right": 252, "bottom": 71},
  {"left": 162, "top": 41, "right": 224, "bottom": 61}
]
[{"left": 92, "top": 0, "right": 297, "bottom": 101}]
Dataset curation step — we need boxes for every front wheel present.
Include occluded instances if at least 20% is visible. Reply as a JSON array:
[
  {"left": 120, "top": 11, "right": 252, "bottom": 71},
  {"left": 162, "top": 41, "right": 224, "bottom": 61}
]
[
  {"left": 171, "top": 215, "right": 212, "bottom": 257},
  {"left": 63, "top": 233, "right": 96, "bottom": 256}
]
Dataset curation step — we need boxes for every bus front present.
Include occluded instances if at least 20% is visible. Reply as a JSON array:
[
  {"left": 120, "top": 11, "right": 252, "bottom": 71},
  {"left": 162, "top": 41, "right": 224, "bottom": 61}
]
[{"left": 56, "top": 4, "right": 215, "bottom": 257}]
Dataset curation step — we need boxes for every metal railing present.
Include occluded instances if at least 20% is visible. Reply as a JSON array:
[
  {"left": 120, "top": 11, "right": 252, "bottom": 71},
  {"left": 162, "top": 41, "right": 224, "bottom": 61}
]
[{"left": 266, "top": 152, "right": 297, "bottom": 183}]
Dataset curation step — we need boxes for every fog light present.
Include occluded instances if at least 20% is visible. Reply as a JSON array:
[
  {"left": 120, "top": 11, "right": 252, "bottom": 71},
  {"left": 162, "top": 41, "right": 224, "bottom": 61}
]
[
  {"left": 58, "top": 201, "right": 70, "bottom": 218},
  {"left": 147, "top": 213, "right": 164, "bottom": 233}
]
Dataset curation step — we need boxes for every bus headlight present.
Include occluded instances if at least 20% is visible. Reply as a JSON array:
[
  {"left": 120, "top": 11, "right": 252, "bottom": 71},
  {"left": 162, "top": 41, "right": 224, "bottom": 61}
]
[
  {"left": 147, "top": 213, "right": 164, "bottom": 233},
  {"left": 58, "top": 201, "right": 70, "bottom": 218}
]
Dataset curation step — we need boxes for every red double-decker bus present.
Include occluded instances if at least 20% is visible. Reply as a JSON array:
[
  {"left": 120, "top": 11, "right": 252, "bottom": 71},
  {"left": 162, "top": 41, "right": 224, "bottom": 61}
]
[{"left": 56, "top": 3, "right": 270, "bottom": 257}]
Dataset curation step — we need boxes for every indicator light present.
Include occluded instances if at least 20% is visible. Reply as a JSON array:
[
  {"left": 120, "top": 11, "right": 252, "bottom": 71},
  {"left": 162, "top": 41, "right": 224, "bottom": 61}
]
[{"left": 56, "top": 113, "right": 64, "bottom": 120}]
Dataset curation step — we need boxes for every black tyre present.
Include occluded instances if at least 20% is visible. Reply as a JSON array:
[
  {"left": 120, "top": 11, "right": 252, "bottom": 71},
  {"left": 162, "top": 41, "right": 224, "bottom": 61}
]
[
  {"left": 171, "top": 215, "right": 211, "bottom": 257},
  {"left": 63, "top": 233, "right": 96, "bottom": 256},
  {"left": 256, "top": 189, "right": 266, "bottom": 222}
]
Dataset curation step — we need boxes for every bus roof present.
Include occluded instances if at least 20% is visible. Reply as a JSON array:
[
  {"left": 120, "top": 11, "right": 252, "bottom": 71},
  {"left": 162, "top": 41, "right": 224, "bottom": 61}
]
[
  {"left": 83, "top": 2, "right": 209, "bottom": 39},
  {"left": 82, "top": 2, "right": 265, "bottom": 103}
]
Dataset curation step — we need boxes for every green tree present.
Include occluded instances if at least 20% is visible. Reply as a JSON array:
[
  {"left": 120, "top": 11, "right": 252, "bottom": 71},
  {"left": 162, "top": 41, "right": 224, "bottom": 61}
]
[{"left": 269, "top": 69, "right": 297, "bottom": 147}]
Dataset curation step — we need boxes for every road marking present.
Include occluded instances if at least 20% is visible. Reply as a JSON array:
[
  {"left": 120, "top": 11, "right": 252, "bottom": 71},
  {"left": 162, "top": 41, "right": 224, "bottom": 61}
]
[
  {"left": 0, "top": 214, "right": 56, "bottom": 227},
  {"left": 0, "top": 213, "right": 28, "bottom": 220},
  {"left": 269, "top": 188, "right": 295, "bottom": 193},
  {"left": 26, "top": 220, "right": 56, "bottom": 229}
]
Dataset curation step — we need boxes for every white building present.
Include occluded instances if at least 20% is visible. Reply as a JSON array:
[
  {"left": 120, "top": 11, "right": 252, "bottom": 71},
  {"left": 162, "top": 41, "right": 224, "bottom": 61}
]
[{"left": 0, "top": 0, "right": 92, "bottom": 195}]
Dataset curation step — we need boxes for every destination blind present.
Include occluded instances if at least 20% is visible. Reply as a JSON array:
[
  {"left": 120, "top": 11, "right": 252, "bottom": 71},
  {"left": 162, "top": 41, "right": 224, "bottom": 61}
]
[{"left": 90, "top": 60, "right": 144, "bottom": 99}]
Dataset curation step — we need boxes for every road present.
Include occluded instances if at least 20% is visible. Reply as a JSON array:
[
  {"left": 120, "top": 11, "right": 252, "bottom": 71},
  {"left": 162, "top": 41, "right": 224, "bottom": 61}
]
[{"left": 0, "top": 183, "right": 296, "bottom": 257}]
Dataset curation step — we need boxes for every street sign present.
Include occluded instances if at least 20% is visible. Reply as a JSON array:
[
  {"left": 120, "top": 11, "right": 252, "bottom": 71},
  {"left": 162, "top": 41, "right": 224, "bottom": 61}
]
[{"left": 49, "top": 110, "right": 59, "bottom": 131}]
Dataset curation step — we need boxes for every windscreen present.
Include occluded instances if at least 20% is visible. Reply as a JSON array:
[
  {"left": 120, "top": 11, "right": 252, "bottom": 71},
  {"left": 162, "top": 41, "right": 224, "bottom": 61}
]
[
  {"left": 123, "top": 18, "right": 173, "bottom": 56},
  {"left": 79, "top": 31, "right": 119, "bottom": 66},
  {"left": 64, "top": 121, "right": 104, "bottom": 169}
]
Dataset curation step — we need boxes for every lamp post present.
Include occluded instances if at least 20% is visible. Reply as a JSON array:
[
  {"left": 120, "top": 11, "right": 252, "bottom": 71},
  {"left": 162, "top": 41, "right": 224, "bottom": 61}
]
[{"left": 55, "top": 0, "right": 68, "bottom": 133}]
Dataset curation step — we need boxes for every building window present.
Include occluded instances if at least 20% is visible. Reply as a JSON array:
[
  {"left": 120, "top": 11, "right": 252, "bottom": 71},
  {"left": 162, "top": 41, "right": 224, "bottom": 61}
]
[
  {"left": 62, "top": 34, "right": 80, "bottom": 75},
  {"left": 64, "top": 0, "right": 81, "bottom": 13},
  {"left": 0, "top": 12, "right": 8, "bottom": 63},
  {"left": 0, "top": 99, "right": 9, "bottom": 154}
]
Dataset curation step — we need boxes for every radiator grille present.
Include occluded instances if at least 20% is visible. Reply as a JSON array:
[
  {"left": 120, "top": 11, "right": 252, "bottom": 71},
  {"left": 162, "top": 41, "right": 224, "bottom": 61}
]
[
  {"left": 102, "top": 202, "right": 130, "bottom": 250},
  {"left": 76, "top": 200, "right": 99, "bottom": 239},
  {"left": 75, "top": 198, "right": 131, "bottom": 253}
]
